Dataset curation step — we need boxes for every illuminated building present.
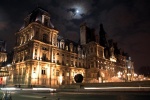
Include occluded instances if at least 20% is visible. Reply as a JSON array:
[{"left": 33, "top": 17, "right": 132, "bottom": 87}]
[
  {"left": 7, "top": 7, "right": 134, "bottom": 87},
  {"left": 0, "top": 40, "right": 7, "bottom": 67},
  {"left": 0, "top": 40, "right": 8, "bottom": 85}
]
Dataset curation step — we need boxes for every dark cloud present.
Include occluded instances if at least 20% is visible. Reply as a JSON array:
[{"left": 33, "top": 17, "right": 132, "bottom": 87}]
[
  {"left": 124, "top": 32, "right": 150, "bottom": 71},
  {"left": 0, "top": 8, "right": 9, "bottom": 30},
  {"left": 0, "top": 0, "right": 150, "bottom": 72},
  {"left": 0, "top": 22, "right": 7, "bottom": 30},
  {"left": 95, "top": 0, "right": 150, "bottom": 72}
]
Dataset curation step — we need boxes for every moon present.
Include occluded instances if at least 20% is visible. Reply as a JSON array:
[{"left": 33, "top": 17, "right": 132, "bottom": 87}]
[{"left": 76, "top": 10, "right": 79, "bottom": 14}]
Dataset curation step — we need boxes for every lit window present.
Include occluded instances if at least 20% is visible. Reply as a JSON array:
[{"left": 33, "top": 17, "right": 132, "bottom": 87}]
[{"left": 56, "top": 70, "right": 59, "bottom": 76}]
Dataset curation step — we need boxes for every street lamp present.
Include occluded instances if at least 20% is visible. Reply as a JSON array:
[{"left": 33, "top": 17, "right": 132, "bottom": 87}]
[{"left": 127, "top": 73, "right": 131, "bottom": 81}]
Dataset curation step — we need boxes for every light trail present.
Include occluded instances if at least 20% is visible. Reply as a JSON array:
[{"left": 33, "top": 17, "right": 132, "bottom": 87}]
[
  {"left": 0, "top": 87, "right": 56, "bottom": 92},
  {"left": 32, "top": 88, "right": 56, "bottom": 91},
  {"left": 0, "top": 87, "right": 21, "bottom": 90},
  {"left": 84, "top": 87, "right": 150, "bottom": 90}
]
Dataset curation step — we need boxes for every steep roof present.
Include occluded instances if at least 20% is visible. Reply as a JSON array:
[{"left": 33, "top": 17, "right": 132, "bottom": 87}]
[
  {"left": 20, "top": 7, "right": 54, "bottom": 30},
  {"left": 28, "top": 7, "right": 50, "bottom": 23}
]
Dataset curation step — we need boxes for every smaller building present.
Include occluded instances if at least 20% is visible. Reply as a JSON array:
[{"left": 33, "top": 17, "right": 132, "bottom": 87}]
[
  {"left": 0, "top": 40, "right": 7, "bottom": 67},
  {"left": 0, "top": 40, "right": 8, "bottom": 86},
  {"left": 0, "top": 69, "right": 9, "bottom": 86}
]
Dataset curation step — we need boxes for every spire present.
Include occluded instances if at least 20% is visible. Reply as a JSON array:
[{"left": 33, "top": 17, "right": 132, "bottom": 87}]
[{"left": 99, "top": 24, "right": 108, "bottom": 47}]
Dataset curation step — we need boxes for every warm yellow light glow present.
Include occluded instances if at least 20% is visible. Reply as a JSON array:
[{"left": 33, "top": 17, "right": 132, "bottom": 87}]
[
  {"left": 128, "top": 66, "right": 131, "bottom": 68},
  {"left": 32, "top": 72, "right": 36, "bottom": 79},
  {"left": 134, "top": 73, "right": 137, "bottom": 77},
  {"left": 101, "top": 72, "right": 105, "bottom": 77},
  {"left": 46, "top": 65, "right": 50, "bottom": 78},
  {"left": 117, "top": 71, "right": 122, "bottom": 78},
  {"left": 84, "top": 87, "right": 150, "bottom": 90},
  {"left": 59, "top": 75, "right": 63, "bottom": 84},
  {"left": 7, "top": 64, "right": 11, "bottom": 67},
  {"left": 32, "top": 88, "right": 56, "bottom": 91},
  {"left": 110, "top": 58, "right": 116, "bottom": 62},
  {"left": 66, "top": 72, "right": 69, "bottom": 76},
  {"left": 98, "top": 77, "right": 102, "bottom": 83},
  {"left": 32, "top": 72, "right": 36, "bottom": 85},
  {"left": 127, "top": 73, "right": 131, "bottom": 76}
]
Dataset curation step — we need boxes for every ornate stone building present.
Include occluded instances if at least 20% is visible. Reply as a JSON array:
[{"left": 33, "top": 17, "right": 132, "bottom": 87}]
[
  {"left": 0, "top": 40, "right": 8, "bottom": 85},
  {"left": 0, "top": 40, "right": 7, "bottom": 67},
  {"left": 7, "top": 7, "right": 134, "bottom": 87}
]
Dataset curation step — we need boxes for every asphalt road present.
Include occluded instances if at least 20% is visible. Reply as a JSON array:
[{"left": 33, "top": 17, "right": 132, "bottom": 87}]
[
  {"left": 0, "top": 88, "right": 150, "bottom": 100},
  {"left": 0, "top": 91, "right": 150, "bottom": 100}
]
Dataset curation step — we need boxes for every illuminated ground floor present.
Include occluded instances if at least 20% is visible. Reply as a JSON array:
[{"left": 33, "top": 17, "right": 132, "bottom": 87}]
[
  {"left": 4, "top": 60, "right": 134, "bottom": 88},
  {"left": 1, "top": 87, "right": 150, "bottom": 100}
]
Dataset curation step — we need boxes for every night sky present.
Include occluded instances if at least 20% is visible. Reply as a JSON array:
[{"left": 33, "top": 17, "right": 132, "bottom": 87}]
[{"left": 0, "top": 0, "right": 150, "bottom": 73}]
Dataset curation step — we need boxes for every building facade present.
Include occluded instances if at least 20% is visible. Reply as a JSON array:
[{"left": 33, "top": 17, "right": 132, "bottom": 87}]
[
  {"left": 0, "top": 40, "right": 7, "bottom": 67},
  {"left": 7, "top": 7, "right": 134, "bottom": 87},
  {"left": 0, "top": 40, "right": 8, "bottom": 85}
]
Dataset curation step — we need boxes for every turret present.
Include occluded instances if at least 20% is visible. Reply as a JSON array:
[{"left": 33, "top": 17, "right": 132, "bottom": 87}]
[{"left": 80, "top": 22, "right": 87, "bottom": 45}]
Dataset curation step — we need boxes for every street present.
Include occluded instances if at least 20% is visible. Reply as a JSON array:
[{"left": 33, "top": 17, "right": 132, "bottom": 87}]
[{"left": 0, "top": 87, "right": 150, "bottom": 100}]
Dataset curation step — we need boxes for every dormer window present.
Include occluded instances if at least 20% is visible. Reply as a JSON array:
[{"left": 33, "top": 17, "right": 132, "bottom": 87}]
[
  {"left": 44, "top": 17, "right": 48, "bottom": 26},
  {"left": 70, "top": 43, "right": 73, "bottom": 52},
  {"left": 60, "top": 39, "right": 65, "bottom": 49},
  {"left": 61, "top": 44, "right": 64, "bottom": 49},
  {"left": 42, "top": 15, "right": 50, "bottom": 26},
  {"left": 66, "top": 46, "right": 68, "bottom": 51}
]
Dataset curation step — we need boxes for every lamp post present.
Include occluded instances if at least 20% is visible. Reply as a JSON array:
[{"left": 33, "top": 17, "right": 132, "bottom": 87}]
[{"left": 127, "top": 73, "right": 131, "bottom": 81}]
